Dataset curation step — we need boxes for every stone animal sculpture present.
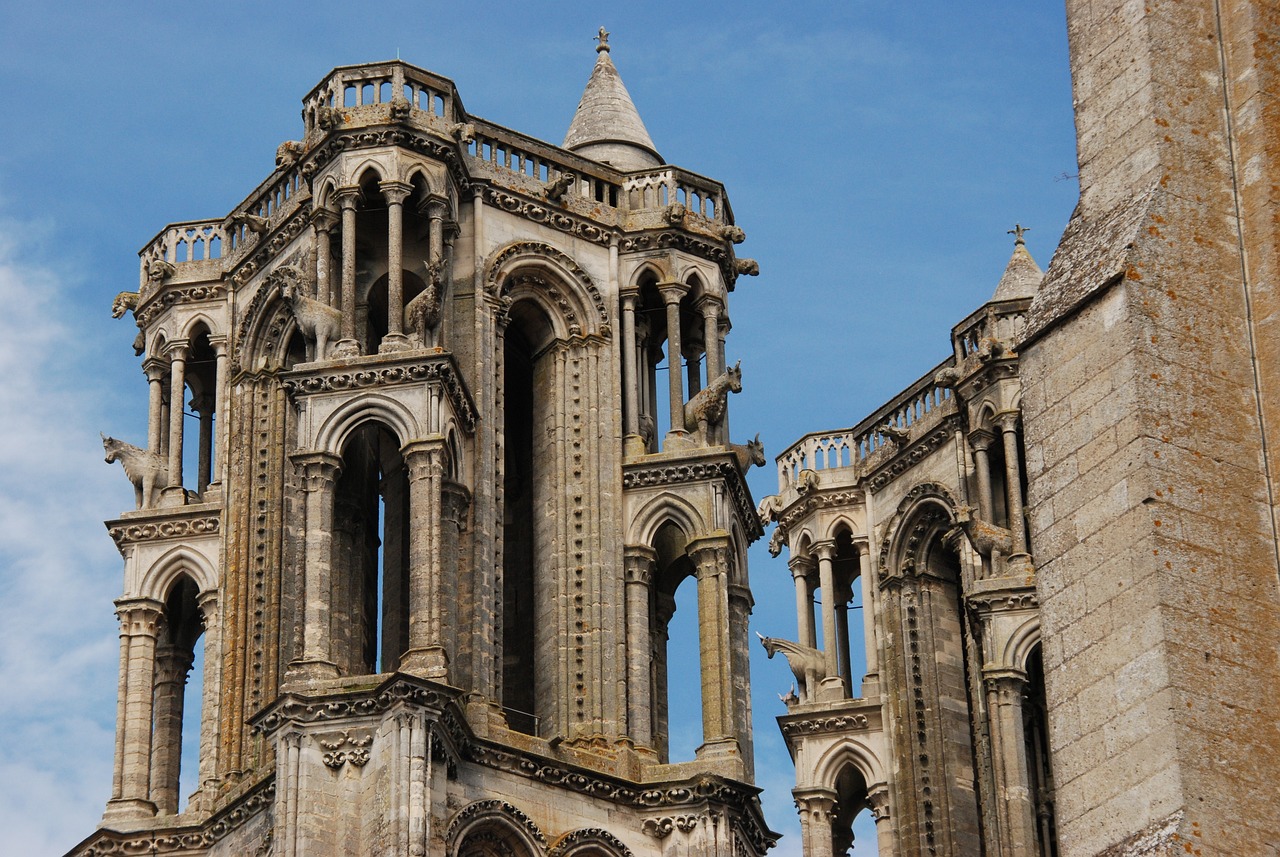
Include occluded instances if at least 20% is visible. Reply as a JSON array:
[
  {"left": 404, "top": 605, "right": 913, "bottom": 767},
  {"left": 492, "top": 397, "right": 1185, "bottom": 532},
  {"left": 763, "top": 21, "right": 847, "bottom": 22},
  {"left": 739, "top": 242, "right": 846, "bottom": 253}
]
[
  {"left": 934, "top": 366, "right": 961, "bottom": 388},
  {"left": 545, "top": 172, "right": 575, "bottom": 203},
  {"left": 111, "top": 290, "right": 146, "bottom": 356},
  {"left": 879, "top": 423, "right": 910, "bottom": 445},
  {"left": 734, "top": 258, "right": 760, "bottom": 276},
  {"left": 953, "top": 505, "right": 1014, "bottom": 559},
  {"left": 756, "top": 493, "right": 784, "bottom": 524},
  {"left": 278, "top": 271, "right": 341, "bottom": 361},
  {"left": 449, "top": 122, "right": 476, "bottom": 145},
  {"left": 684, "top": 361, "right": 742, "bottom": 436},
  {"left": 404, "top": 258, "right": 446, "bottom": 344},
  {"left": 779, "top": 685, "right": 800, "bottom": 707},
  {"left": 977, "top": 336, "right": 1011, "bottom": 362},
  {"left": 275, "top": 140, "right": 305, "bottom": 167},
  {"left": 388, "top": 96, "right": 411, "bottom": 121},
  {"left": 758, "top": 633, "right": 827, "bottom": 704},
  {"left": 718, "top": 224, "right": 746, "bottom": 244},
  {"left": 795, "top": 468, "right": 820, "bottom": 494},
  {"left": 316, "top": 106, "right": 343, "bottom": 130},
  {"left": 103, "top": 434, "right": 170, "bottom": 509},
  {"left": 231, "top": 211, "right": 271, "bottom": 238},
  {"left": 729, "top": 433, "right": 766, "bottom": 474}
]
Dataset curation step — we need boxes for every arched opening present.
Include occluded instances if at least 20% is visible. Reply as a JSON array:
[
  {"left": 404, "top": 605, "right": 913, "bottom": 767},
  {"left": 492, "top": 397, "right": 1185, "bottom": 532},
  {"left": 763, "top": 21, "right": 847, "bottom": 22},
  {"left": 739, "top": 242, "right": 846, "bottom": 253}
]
[
  {"left": 635, "top": 273, "right": 663, "bottom": 453},
  {"left": 831, "top": 529, "right": 864, "bottom": 698},
  {"left": 367, "top": 269, "right": 427, "bottom": 351},
  {"left": 183, "top": 325, "right": 218, "bottom": 495},
  {"left": 151, "top": 573, "right": 204, "bottom": 815},
  {"left": 457, "top": 825, "right": 535, "bottom": 857},
  {"left": 352, "top": 169, "right": 388, "bottom": 353},
  {"left": 1023, "top": 644, "right": 1059, "bottom": 857},
  {"left": 830, "top": 763, "right": 880, "bottom": 855},
  {"left": 331, "top": 421, "right": 410, "bottom": 675},
  {"left": 651, "top": 522, "right": 698, "bottom": 763},
  {"left": 500, "top": 299, "right": 556, "bottom": 735}
]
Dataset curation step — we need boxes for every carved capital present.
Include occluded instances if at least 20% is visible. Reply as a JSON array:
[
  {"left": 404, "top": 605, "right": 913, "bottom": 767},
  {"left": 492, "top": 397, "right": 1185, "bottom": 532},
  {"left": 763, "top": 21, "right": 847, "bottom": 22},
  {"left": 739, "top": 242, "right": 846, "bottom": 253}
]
[
  {"left": 420, "top": 193, "right": 450, "bottom": 220},
  {"left": 207, "top": 334, "right": 229, "bottom": 356},
  {"left": 143, "top": 358, "right": 168, "bottom": 382},
  {"left": 378, "top": 180, "right": 413, "bottom": 206},
  {"left": 658, "top": 281, "right": 690, "bottom": 305},
  {"left": 402, "top": 440, "right": 446, "bottom": 481},
  {"left": 309, "top": 206, "right": 339, "bottom": 233},
  {"left": 166, "top": 339, "right": 191, "bottom": 362},
  {"left": 867, "top": 785, "right": 891, "bottom": 821},
  {"left": 335, "top": 185, "right": 362, "bottom": 210},
  {"left": 688, "top": 535, "right": 731, "bottom": 576},
  {"left": 813, "top": 539, "right": 838, "bottom": 562},
  {"left": 623, "top": 544, "right": 657, "bottom": 586},
  {"left": 983, "top": 667, "right": 1028, "bottom": 698},
  {"left": 968, "top": 427, "right": 996, "bottom": 452},
  {"left": 695, "top": 293, "right": 724, "bottom": 319},
  {"left": 441, "top": 481, "right": 472, "bottom": 529},
  {"left": 290, "top": 451, "right": 343, "bottom": 488},
  {"left": 114, "top": 597, "right": 165, "bottom": 637},
  {"left": 994, "top": 410, "right": 1021, "bottom": 434},
  {"left": 788, "top": 554, "right": 816, "bottom": 579},
  {"left": 792, "top": 787, "right": 838, "bottom": 820}
]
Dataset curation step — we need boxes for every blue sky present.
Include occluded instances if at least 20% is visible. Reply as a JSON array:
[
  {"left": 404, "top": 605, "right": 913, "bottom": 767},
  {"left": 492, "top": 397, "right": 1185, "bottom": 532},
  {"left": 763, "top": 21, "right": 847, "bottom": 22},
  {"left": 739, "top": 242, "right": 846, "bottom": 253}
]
[{"left": 0, "top": 3, "right": 1077, "bottom": 854}]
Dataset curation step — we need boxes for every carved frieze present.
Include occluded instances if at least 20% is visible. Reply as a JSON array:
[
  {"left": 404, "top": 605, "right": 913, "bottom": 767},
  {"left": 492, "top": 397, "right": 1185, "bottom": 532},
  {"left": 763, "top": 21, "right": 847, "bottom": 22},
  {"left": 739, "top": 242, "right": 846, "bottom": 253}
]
[
  {"left": 134, "top": 283, "right": 228, "bottom": 328},
  {"left": 73, "top": 781, "right": 273, "bottom": 856},
  {"left": 107, "top": 515, "right": 221, "bottom": 548},
  {"left": 446, "top": 800, "right": 547, "bottom": 848},
  {"left": 318, "top": 729, "right": 373, "bottom": 769},
  {"left": 281, "top": 357, "right": 478, "bottom": 434},
  {"left": 779, "top": 714, "right": 870, "bottom": 737},
  {"left": 865, "top": 424, "right": 956, "bottom": 494},
  {"left": 482, "top": 187, "right": 612, "bottom": 246},
  {"left": 623, "top": 457, "right": 763, "bottom": 541},
  {"left": 230, "top": 207, "right": 312, "bottom": 287}
]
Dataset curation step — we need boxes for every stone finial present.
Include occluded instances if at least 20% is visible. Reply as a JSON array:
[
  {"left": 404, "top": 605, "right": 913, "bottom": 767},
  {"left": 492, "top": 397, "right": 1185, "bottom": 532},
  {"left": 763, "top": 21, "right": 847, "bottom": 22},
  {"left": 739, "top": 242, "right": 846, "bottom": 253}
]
[
  {"left": 1008, "top": 223, "right": 1030, "bottom": 245},
  {"left": 596, "top": 26, "right": 610, "bottom": 53}
]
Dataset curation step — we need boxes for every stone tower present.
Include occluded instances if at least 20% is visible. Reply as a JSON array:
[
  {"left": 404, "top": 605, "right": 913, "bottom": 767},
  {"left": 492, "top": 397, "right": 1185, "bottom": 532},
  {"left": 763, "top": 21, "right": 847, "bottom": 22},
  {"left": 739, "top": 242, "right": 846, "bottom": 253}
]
[
  {"left": 77, "top": 36, "right": 774, "bottom": 857},
  {"left": 758, "top": 1, "right": 1280, "bottom": 856}
]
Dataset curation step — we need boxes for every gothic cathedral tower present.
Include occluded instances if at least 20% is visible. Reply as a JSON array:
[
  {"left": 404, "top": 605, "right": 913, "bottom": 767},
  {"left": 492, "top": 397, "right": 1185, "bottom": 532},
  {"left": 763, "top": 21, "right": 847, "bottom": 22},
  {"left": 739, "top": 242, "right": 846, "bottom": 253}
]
[{"left": 79, "top": 36, "right": 774, "bottom": 857}]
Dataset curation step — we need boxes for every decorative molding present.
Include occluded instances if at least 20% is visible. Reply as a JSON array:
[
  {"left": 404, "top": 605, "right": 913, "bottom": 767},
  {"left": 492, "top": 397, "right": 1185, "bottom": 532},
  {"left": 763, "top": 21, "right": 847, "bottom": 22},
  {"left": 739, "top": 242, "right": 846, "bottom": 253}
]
[
  {"left": 73, "top": 781, "right": 274, "bottom": 856},
  {"left": 446, "top": 799, "right": 547, "bottom": 847},
  {"left": 482, "top": 187, "right": 612, "bottom": 246},
  {"left": 549, "top": 827, "right": 635, "bottom": 857},
  {"left": 967, "top": 590, "right": 1039, "bottom": 612},
  {"left": 619, "top": 230, "right": 738, "bottom": 288},
  {"left": 876, "top": 482, "right": 958, "bottom": 583},
  {"left": 866, "top": 424, "right": 957, "bottom": 493},
  {"left": 485, "top": 240, "right": 610, "bottom": 335},
  {"left": 779, "top": 714, "right": 870, "bottom": 737},
  {"left": 230, "top": 207, "right": 312, "bottom": 288},
  {"left": 281, "top": 356, "right": 478, "bottom": 434},
  {"left": 623, "top": 457, "right": 764, "bottom": 542},
  {"left": 642, "top": 815, "right": 701, "bottom": 838},
  {"left": 318, "top": 728, "right": 373, "bottom": 769},
  {"left": 135, "top": 283, "right": 227, "bottom": 328},
  {"left": 107, "top": 515, "right": 221, "bottom": 548}
]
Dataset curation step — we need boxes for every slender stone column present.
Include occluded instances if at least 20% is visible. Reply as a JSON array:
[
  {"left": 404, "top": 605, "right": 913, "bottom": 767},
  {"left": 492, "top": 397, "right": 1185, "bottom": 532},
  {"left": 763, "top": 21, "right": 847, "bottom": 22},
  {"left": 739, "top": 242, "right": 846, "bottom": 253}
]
[
  {"left": 402, "top": 441, "right": 448, "bottom": 678},
  {"left": 166, "top": 340, "right": 189, "bottom": 489},
  {"left": 789, "top": 555, "right": 817, "bottom": 648},
  {"left": 380, "top": 180, "right": 413, "bottom": 352},
  {"left": 835, "top": 596, "right": 853, "bottom": 696},
  {"left": 193, "top": 393, "right": 214, "bottom": 494},
  {"left": 287, "top": 452, "right": 343, "bottom": 681},
  {"left": 334, "top": 186, "right": 362, "bottom": 356},
  {"left": 621, "top": 292, "right": 641, "bottom": 442},
  {"left": 690, "top": 536, "right": 735, "bottom": 752},
  {"left": 996, "top": 412, "right": 1028, "bottom": 556},
  {"left": 867, "top": 786, "right": 894, "bottom": 857},
  {"left": 104, "top": 598, "right": 164, "bottom": 821},
  {"left": 149, "top": 644, "right": 193, "bottom": 815},
  {"left": 209, "top": 335, "right": 228, "bottom": 490},
  {"left": 144, "top": 358, "right": 166, "bottom": 454},
  {"left": 310, "top": 207, "right": 339, "bottom": 306},
  {"left": 623, "top": 545, "right": 656, "bottom": 749},
  {"left": 699, "top": 295, "right": 724, "bottom": 379},
  {"left": 794, "top": 789, "right": 838, "bottom": 857},
  {"left": 659, "top": 282, "right": 689, "bottom": 438},
  {"left": 856, "top": 541, "right": 879, "bottom": 684},
  {"left": 194, "top": 591, "right": 221, "bottom": 813},
  {"left": 985, "top": 668, "right": 1037, "bottom": 857},
  {"left": 814, "top": 540, "right": 844, "bottom": 697},
  {"left": 969, "top": 428, "right": 996, "bottom": 522}
]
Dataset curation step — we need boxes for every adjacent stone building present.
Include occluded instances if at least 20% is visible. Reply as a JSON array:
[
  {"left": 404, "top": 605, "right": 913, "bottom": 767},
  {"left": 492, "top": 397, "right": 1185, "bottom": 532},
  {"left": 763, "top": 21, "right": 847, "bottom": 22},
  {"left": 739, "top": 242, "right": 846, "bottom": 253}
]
[
  {"left": 758, "top": 1, "right": 1280, "bottom": 855},
  {"left": 78, "top": 33, "right": 772, "bottom": 857},
  {"left": 70, "top": 1, "right": 1280, "bottom": 855}
]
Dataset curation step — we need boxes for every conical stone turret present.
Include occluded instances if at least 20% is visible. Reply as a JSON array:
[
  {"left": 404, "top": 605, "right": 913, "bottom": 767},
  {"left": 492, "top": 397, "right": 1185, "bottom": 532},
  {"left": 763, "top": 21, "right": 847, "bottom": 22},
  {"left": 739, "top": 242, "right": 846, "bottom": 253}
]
[
  {"left": 991, "top": 225, "right": 1043, "bottom": 301},
  {"left": 563, "top": 28, "right": 662, "bottom": 171}
]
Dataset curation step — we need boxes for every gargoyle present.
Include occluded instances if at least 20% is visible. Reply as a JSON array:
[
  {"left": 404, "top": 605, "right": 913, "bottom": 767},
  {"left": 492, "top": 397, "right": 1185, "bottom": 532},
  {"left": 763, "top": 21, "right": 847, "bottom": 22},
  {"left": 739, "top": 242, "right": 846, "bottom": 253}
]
[
  {"left": 388, "top": 96, "right": 411, "bottom": 121},
  {"left": 779, "top": 685, "right": 800, "bottom": 707},
  {"left": 796, "top": 468, "right": 819, "bottom": 494},
  {"left": 684, "top": 361, "right": 742, "bottom": 437},
  {"left": 758, "top": 633, "right": 827, "bottom": 704},
  {"left": 734, "top": 258, "right": 760, "bottom": 276},
  {"left": 664, "top": 202, "right": 686, "bottom": 223},
  {"left": 274, "top": 266, "right": 340, "bottom": 361},
  {"left": 879, "top": 423, "right": 910, "bottom": 445},
  {"left": 231, "top": 211, "right": 271, "bottom": 238},
  {"left": 103, "top": 434, "right": 170, "bottom": 509},
  {"left": 544, "top": 172, "right": 575, "bottom": 203},
  {"left": 977, "top": 336, "right": 1011, "bottom": 362},
  {"left": 756, "top": 493, "right": 784, "bottom": 524},
  {"left": 729, "top": 433, "right": 766, "bottom": 474},
  {"left": 718, "top": 224, "right": 746, "bottom": 244},
  {"left": 275, "top": 140, "right": 305, "bottom": 167},
  {"left": 316, "top": 106, "right": 343, "bottom": 130},
  {"left": 146, "top": 257, "right": 175, "bottom": 285},
  {"left": 934, "top": 366, "right": 961, "bottom": 388},
  {"left": 111, "top": 291, "right": 146, "bottom": 356},
  {"left": 449, "top": 122, "right": 476, "bottom": 145}
]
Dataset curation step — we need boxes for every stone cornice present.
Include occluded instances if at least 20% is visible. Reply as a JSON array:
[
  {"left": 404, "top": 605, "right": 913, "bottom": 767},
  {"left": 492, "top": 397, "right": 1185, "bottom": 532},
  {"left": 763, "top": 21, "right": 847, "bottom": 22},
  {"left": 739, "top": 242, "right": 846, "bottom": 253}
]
[
  {"left": 618, "top": 229, "right": 737, "bottom": 289},
  {"left": 135, "top": 283, "right": 228, "bottom": 328},
  {"left": 622, "top": 453, "right": 764, "bottom": 542},
  {"left": 68, "top": 779, "right": 274, "bottom": 857},
  {"left": 281, "top": 352, "right": 478, "bottom": 434},
  {"left": 105, "top": 508, "right": 223, "bottom": 555},
  {"left": 481, "top": 186, "right": 612, "bottom": 246},
  {"left": 865, "top": 422, "right": 957, "bottom": 494}
]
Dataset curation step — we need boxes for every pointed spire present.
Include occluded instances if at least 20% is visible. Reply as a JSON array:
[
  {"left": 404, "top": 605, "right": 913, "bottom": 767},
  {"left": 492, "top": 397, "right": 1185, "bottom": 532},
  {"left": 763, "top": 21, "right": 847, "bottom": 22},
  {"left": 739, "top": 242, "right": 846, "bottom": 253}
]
[
  {"left": 992, "top": 224, "right": 1044, "bottom": 300},
  {"left": 563, "top": 29, "right": 663, "bottom": 171}
]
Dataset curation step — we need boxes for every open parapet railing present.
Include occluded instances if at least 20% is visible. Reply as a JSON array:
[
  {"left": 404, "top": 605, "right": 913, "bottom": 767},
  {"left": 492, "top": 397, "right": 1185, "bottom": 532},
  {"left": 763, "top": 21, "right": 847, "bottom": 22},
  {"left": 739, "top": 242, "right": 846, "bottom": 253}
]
[{"left": 776, "top": 359, "right": 955, "bottom": 490}]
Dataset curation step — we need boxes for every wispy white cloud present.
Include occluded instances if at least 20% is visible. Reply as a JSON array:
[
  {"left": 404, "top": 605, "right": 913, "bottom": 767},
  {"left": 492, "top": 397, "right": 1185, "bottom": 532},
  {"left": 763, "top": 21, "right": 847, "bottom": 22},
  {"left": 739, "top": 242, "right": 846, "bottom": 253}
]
[{"left": 0, "top": 218, "right": 123, "bottom": 854}]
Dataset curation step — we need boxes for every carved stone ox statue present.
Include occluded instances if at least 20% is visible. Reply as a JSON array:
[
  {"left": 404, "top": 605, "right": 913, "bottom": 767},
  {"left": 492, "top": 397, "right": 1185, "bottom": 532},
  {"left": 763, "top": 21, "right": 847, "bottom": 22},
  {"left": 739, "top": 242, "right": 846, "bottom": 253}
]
[
  {"left": 684, "top": 361, "right": 742, "bottom": 438},
  {"left": 275, "top": 267, "right": 340, "bottom": 361},
  {"left": 758, "top": 632, "right": 828, "bottom": 705},
  {"left": 102, "top": 434, "right": 170, "bottom": 509},
  {"left": 729, "top": 433, "right": 766, "bottom": 474}
]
